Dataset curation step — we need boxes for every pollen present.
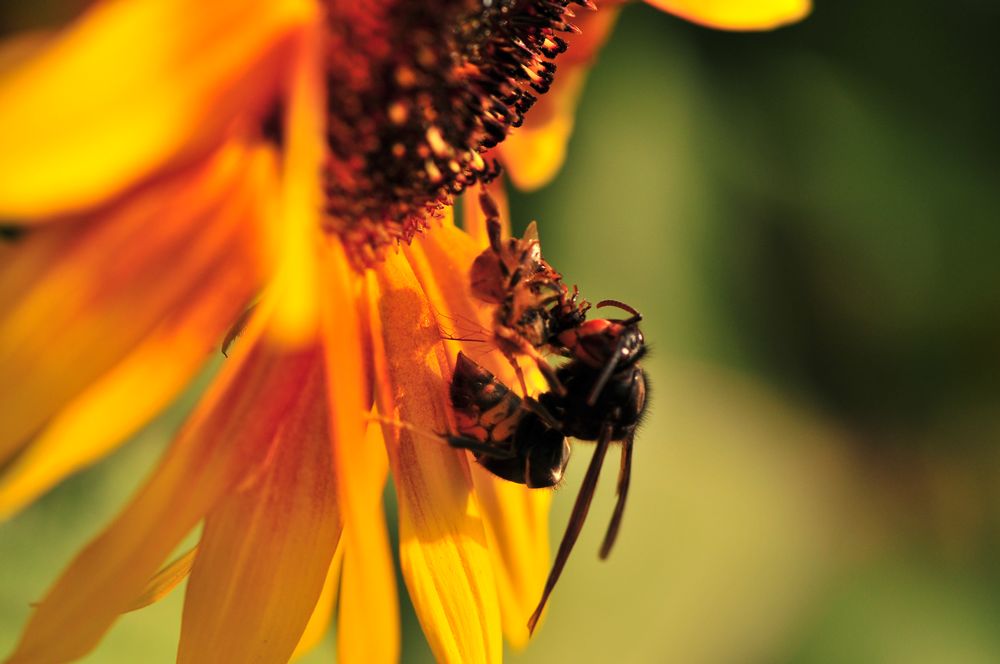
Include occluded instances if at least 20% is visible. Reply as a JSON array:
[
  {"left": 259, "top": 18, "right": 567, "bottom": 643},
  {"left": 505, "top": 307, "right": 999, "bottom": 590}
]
[{"left": 320, "top": 0, "right": 589, "bottom": 268}]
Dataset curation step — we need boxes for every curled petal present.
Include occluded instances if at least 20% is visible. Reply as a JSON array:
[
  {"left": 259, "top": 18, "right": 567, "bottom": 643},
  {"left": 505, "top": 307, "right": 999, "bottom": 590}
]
[
  {"left": 4, "top": 319, "right": 319, "bottom": 664},
  {"left": 126, "top": 547, "right": 198, "bottom": 613},
  {"left": 0, "top": 141, "right": 277, "bottom": 464},
  {"left": 0, "top": 0, "right": 315, "bottom": 219},
  {"left": 646, "top": 0, "right": 811, "bottom": 30},
  {"left": 178, "top": 360, "right": 341, "bottom": 664},
  {"left": 367, "top": 253, "right": 501, "bottom": 664}
]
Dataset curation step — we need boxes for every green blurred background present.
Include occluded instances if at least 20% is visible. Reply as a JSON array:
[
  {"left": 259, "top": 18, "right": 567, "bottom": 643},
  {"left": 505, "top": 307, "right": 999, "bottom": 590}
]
[{"left": 3, "top": 1, "right": 1000, "bottom": 662}]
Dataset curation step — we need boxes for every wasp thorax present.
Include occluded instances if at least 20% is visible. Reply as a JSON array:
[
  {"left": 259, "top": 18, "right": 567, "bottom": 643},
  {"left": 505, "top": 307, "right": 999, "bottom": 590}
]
[{"left": 320, "top": 0, "right": 589, "bottom": 267}]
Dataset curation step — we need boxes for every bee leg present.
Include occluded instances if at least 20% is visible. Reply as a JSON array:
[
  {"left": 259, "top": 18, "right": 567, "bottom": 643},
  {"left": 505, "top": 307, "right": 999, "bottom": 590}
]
[
  {"left": 447, "top": 435, "right": 517, "bottom": 459},
  {"left": 503, "top": 349, "right": 531, "bottom": 397},
  {"left": 479, "top": 190, "right": 504, "bottom": 253},
  {"left": 495, "top": 325, "right": 565, "bottom": 396}
]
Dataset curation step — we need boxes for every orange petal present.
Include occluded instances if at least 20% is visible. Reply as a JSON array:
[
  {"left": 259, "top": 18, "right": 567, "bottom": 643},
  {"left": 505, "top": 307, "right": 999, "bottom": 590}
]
[
  {"left": 645, "top": 0, "right": 811, "bottom": 30},
  {"left": 291, "top": 541, "right": 345, "bottom": 661},
  {"left": 409, "top": 225, "right": 552, "bottom": 648},
  {"left": 126, "top": 546, "right": 198, "bottom": 613},
  {"left": 318, "top": 237, "right": 400, "bottom": 664},
  {"left": 0, "top": 141, "right": 276, "bottom": 463},
  {"left": 0, "top": 0, "right": 315, "bottom": 219},
  {"left": 337, "top": 423, "right": 399, "bottom": 664},
  {"left": 4, "top": 321, "right": 320, "bottom": 664},
  {"left": 367, "top": 253, "right": 501, "bottom": 664},
  {"left": 0, "top": 248, "right": 256, "bottom": 518},
  {"left": 178, "top": 360, "right": 341, "bottom": 664},
  {"left": 498, "top": 7, "right": 621, "bottom": 191}
]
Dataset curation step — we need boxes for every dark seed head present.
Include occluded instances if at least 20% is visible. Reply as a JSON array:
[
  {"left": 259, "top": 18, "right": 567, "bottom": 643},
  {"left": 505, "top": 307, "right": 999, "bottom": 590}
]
[{"left": 321, "top": 0, "right": 581, "bottom": 267}]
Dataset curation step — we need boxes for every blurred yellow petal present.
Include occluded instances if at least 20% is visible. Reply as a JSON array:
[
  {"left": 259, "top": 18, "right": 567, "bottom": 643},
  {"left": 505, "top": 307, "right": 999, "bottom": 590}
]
[
  {"left": 126, "top": 547, "right": 198, "bottom": 612},
  {"left": 267, "top": 24, "right": 324, "bottom": 346},
  {"left": 4, "top": 327, "right": 320, "bottom": 664},
  {"left": 0, "top": 249, "right": 256, "bottom": 519},
  {"left": 368, "top": 252, "right": 502, "bottom": 664},
  {"left": 337, "top": 424, "right": 399, "bottom": 664},
  {"left": 178, "top": 361, "right": 341, "bottom": 664},
  {"left": 497, "top": 7, "right": 620, "bottom": 191},
  {"left": 0, "top": 141, "right": 276, "bottom": 463},
  {"left": 471, "top": 467, "right": 551, "bottom": 648},
  {"left": 645, "top": 0, "right": 811, "bottom": 30},
  {"left": 0, "top": 0, "right": 314, "bottom": 219},
  {"left": 409, "top": 224, "right": 551, "bottom": 648},
  {"left": 291, "top": 542, "right": 345, "bottom": 661}
]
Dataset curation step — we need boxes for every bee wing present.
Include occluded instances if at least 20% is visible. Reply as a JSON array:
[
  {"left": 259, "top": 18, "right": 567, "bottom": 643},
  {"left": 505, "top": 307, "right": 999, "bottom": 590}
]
[
  {"left": 523, "top": 220, "right": 540, "bottom": 243},
  {"left": 598, "top": 431, "right": 634, "bottom": 560},
  {"left": 527, "top": 423, "right": 613, "bottom": 634}
]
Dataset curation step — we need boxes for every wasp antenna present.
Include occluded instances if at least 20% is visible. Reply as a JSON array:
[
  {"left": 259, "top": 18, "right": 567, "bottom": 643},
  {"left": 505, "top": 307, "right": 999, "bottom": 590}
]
[
  {"left": 595, "top": 299, "right": 642, "bottom": 321},
  {"left": 599, "top": 432, "right": 634, "bottom": 560},
  {"left": 528, "top": 424, "right": 613, "bottom": 634},
  {"left": 586, "top": 335, "right": 628, "bottom": 406}
]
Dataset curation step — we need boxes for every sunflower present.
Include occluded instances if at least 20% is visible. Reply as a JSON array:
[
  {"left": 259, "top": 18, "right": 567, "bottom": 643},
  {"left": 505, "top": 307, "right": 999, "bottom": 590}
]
[{"left": 0, "top": 1, "right": 809, "bottom": 662}]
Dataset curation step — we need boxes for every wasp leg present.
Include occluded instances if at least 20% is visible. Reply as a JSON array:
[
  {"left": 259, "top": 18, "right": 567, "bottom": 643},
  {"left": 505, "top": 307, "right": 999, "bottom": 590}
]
[
  {"left": 447, "top": 435, "right": 517, "bottom": 460},
  {"left": 598, "top": 431, "right": 634, "bottom": 559}
]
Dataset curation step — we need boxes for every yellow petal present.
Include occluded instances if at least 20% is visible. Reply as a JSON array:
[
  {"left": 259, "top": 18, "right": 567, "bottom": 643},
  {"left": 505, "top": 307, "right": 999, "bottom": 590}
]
[
  {"left": 266, "top": 23, "right": 325, "bottom": 346},
  {"left": 291, "top": 541, "right": 345, "bottom": 661},
  {"left": 0, "top": 251, "right": 256, "bottom": 518},
  {"left": 4, "top": 323, "right": 320, "bottom": 664},
  {"left": 0, "top": 0, "right": 315, "bottom": 219},
  {"left": 337, "top": 423, "right": 399, "bottom": 664},
  {"left": 178, "top": 361, "right": 341, "bottom": 664},
  {"left": 409, "top": 225, "right": 552, "bottom": 648},
  {"left": 469, "top": 466, "right": 551, "bottom": 649},
  {"left": 0, "top": 141, "right": 277, "bottom": 464},
  {"left": 368, "top": 254, "right": 501, "bottom": 664},
  {"left": 126, "top": 546, "right": 198, "bottom": 612},
  {"left": 497, "top": 7, "right": 620, "bottom": 191},
  {"left": 645, "top": 0, "right": 811, "bottom": 30}
]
